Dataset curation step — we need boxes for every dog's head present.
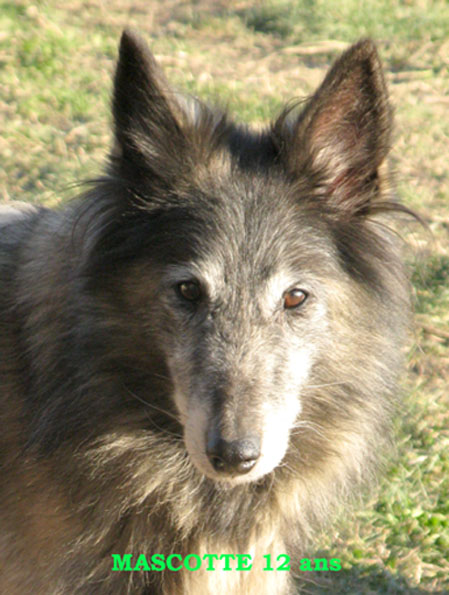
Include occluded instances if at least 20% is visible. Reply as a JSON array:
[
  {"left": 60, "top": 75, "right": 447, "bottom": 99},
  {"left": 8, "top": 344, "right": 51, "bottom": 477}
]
[{"left": 88, "top": 31, "right": 406, "bottom": 485}]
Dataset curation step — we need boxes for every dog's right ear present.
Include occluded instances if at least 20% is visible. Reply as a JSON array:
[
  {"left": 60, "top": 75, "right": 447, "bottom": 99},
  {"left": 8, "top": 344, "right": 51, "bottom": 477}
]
[{"left": 111, "top": 30, "right": 187, "bottom": 180}]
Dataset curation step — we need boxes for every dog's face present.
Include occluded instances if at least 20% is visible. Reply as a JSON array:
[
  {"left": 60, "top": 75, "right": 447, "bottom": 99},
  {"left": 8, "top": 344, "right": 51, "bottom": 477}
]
[
  {"left": 102, "top": 31, "right": 394, "bottom": 485},
  {"left": 149, "top": 190, "right": 334, "bottom": 484}
]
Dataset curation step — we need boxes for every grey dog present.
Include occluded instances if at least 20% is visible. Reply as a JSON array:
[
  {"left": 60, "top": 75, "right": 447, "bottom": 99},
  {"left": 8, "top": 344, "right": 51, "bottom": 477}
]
[{"left": 0, "top": 31, "right": 415, "bottom": 594}]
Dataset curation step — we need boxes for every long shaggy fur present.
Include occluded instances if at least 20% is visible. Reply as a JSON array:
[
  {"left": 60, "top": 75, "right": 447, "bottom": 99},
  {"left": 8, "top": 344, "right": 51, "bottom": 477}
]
[{"left": 0, "top": 32, "right": 415, "bottom": 594}]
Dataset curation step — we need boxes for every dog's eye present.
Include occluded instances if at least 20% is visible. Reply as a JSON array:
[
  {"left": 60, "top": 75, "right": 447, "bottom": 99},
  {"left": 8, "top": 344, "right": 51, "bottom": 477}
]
[
  {"left": 283, "top": 288, "right": 308, "bottom": 309},
  {"left": 177, "top": 281, "right": 201, "bottom": 302}
]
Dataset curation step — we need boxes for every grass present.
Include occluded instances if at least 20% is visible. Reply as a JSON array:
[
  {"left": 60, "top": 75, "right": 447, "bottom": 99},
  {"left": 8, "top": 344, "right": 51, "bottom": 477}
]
[
  {"left": 238, "top": 0, "right": 449, "bottom": 45},
  {"left": 1, "top": 1, "right": 448, "bottom": 592}
]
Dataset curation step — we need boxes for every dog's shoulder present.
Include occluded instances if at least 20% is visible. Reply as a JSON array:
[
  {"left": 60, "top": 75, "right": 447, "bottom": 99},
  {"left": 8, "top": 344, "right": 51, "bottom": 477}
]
[
  {"left": 0, "top": 202, "right": 48, "bottom": 306},
  {"left": 0, "top": 202, "right": 47, "bottom": 249}
]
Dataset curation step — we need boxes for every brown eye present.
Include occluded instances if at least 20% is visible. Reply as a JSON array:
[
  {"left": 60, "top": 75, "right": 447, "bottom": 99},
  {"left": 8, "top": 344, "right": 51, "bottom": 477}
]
[
  {"left": 177, "top": 281, "right": 201, "bottom": 302},
  {"left": 283, "top": 288, "right": 308, "bottom": 309}
]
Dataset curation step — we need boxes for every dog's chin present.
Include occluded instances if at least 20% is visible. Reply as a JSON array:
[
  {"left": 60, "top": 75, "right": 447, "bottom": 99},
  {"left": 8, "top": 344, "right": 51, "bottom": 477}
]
[{"left": 204, "top": 468, "right": 264, "bottom": 487}]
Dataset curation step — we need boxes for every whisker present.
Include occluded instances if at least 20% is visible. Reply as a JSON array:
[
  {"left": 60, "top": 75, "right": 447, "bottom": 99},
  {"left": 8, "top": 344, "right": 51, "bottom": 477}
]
[{"left": 122, "top": 385, "right": 183, "bottom": 439}]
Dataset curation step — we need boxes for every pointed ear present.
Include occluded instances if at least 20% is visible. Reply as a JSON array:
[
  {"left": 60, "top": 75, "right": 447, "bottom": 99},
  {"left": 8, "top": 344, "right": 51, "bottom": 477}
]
[
  {"left": 280, "top": 40, "right": 392, "bottom": 216},
  {"left": 111, "top": 29, "right": 187, "bottom": 178}
]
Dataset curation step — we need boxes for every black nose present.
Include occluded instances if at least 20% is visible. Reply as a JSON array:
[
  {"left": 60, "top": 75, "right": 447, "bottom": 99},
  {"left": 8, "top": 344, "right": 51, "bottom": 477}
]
[{"left": 206, "top": 436, "right": 261, "bottom": 475}]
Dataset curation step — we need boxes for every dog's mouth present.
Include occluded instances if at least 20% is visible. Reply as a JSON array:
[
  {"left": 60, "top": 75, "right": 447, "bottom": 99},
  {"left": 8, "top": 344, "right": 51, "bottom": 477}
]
[
  {"left": 192, "top": 446, "right": 285, "bottom": 485},
  {"left": 172, "top": 385, "right": 299, "bottom": 484}
]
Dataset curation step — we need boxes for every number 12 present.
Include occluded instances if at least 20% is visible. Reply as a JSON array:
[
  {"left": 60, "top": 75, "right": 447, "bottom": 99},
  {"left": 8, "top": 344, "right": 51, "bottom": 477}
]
[{"left": 263, "top": 554, "right": 291, "bottom": 571}]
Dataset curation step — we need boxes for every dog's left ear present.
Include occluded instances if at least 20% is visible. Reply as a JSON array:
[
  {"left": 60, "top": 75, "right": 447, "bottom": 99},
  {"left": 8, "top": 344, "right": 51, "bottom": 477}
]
[
  {"left": 280, "top": 40, "right": 392, "bottom": 215},
  {"left": 111, "top": 29, "right": 187, "bottom": 181}
]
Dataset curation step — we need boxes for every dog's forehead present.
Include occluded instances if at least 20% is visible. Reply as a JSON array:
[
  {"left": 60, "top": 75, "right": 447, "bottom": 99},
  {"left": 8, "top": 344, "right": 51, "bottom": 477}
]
[
  {"left": 164, "top": 210, "right": 328, "bottom": 297},
  {"left": 204, "top": 188, "right": 330, "bottom": 268},
  {"left": 155, "top": 173, "right": 336, "bottom": 290}
]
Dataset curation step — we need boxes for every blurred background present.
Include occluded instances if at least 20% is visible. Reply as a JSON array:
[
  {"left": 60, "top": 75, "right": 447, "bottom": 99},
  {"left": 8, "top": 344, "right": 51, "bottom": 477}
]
[{"left": 1, "top": 1, "right": 448, "bottom": 592}]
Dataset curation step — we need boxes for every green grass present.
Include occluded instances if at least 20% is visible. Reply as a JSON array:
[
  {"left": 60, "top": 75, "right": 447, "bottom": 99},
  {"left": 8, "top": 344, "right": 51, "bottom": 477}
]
[
  {"left": 238, "top": 0, "right": 449, "bottom": 45},
  {"left": 1, "top": 1, "right": 448, "bottom": 592},
  {"left": 413, "top": 255, "right": 449, "bottom": 315}
]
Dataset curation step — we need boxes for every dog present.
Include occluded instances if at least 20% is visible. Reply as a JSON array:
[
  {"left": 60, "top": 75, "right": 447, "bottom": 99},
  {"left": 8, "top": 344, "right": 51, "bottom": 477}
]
[{"left": 0, "top": 30, "right": 415, "bottom": 594}]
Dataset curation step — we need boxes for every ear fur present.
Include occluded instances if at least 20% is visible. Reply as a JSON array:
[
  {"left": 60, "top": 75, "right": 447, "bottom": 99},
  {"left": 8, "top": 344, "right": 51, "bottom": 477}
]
[
  {"left": 276, "top": 40, "right": 393, "bottom": 215},
  {"left": 111, "top": 30, "right": 188, "bottom": 181}
]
